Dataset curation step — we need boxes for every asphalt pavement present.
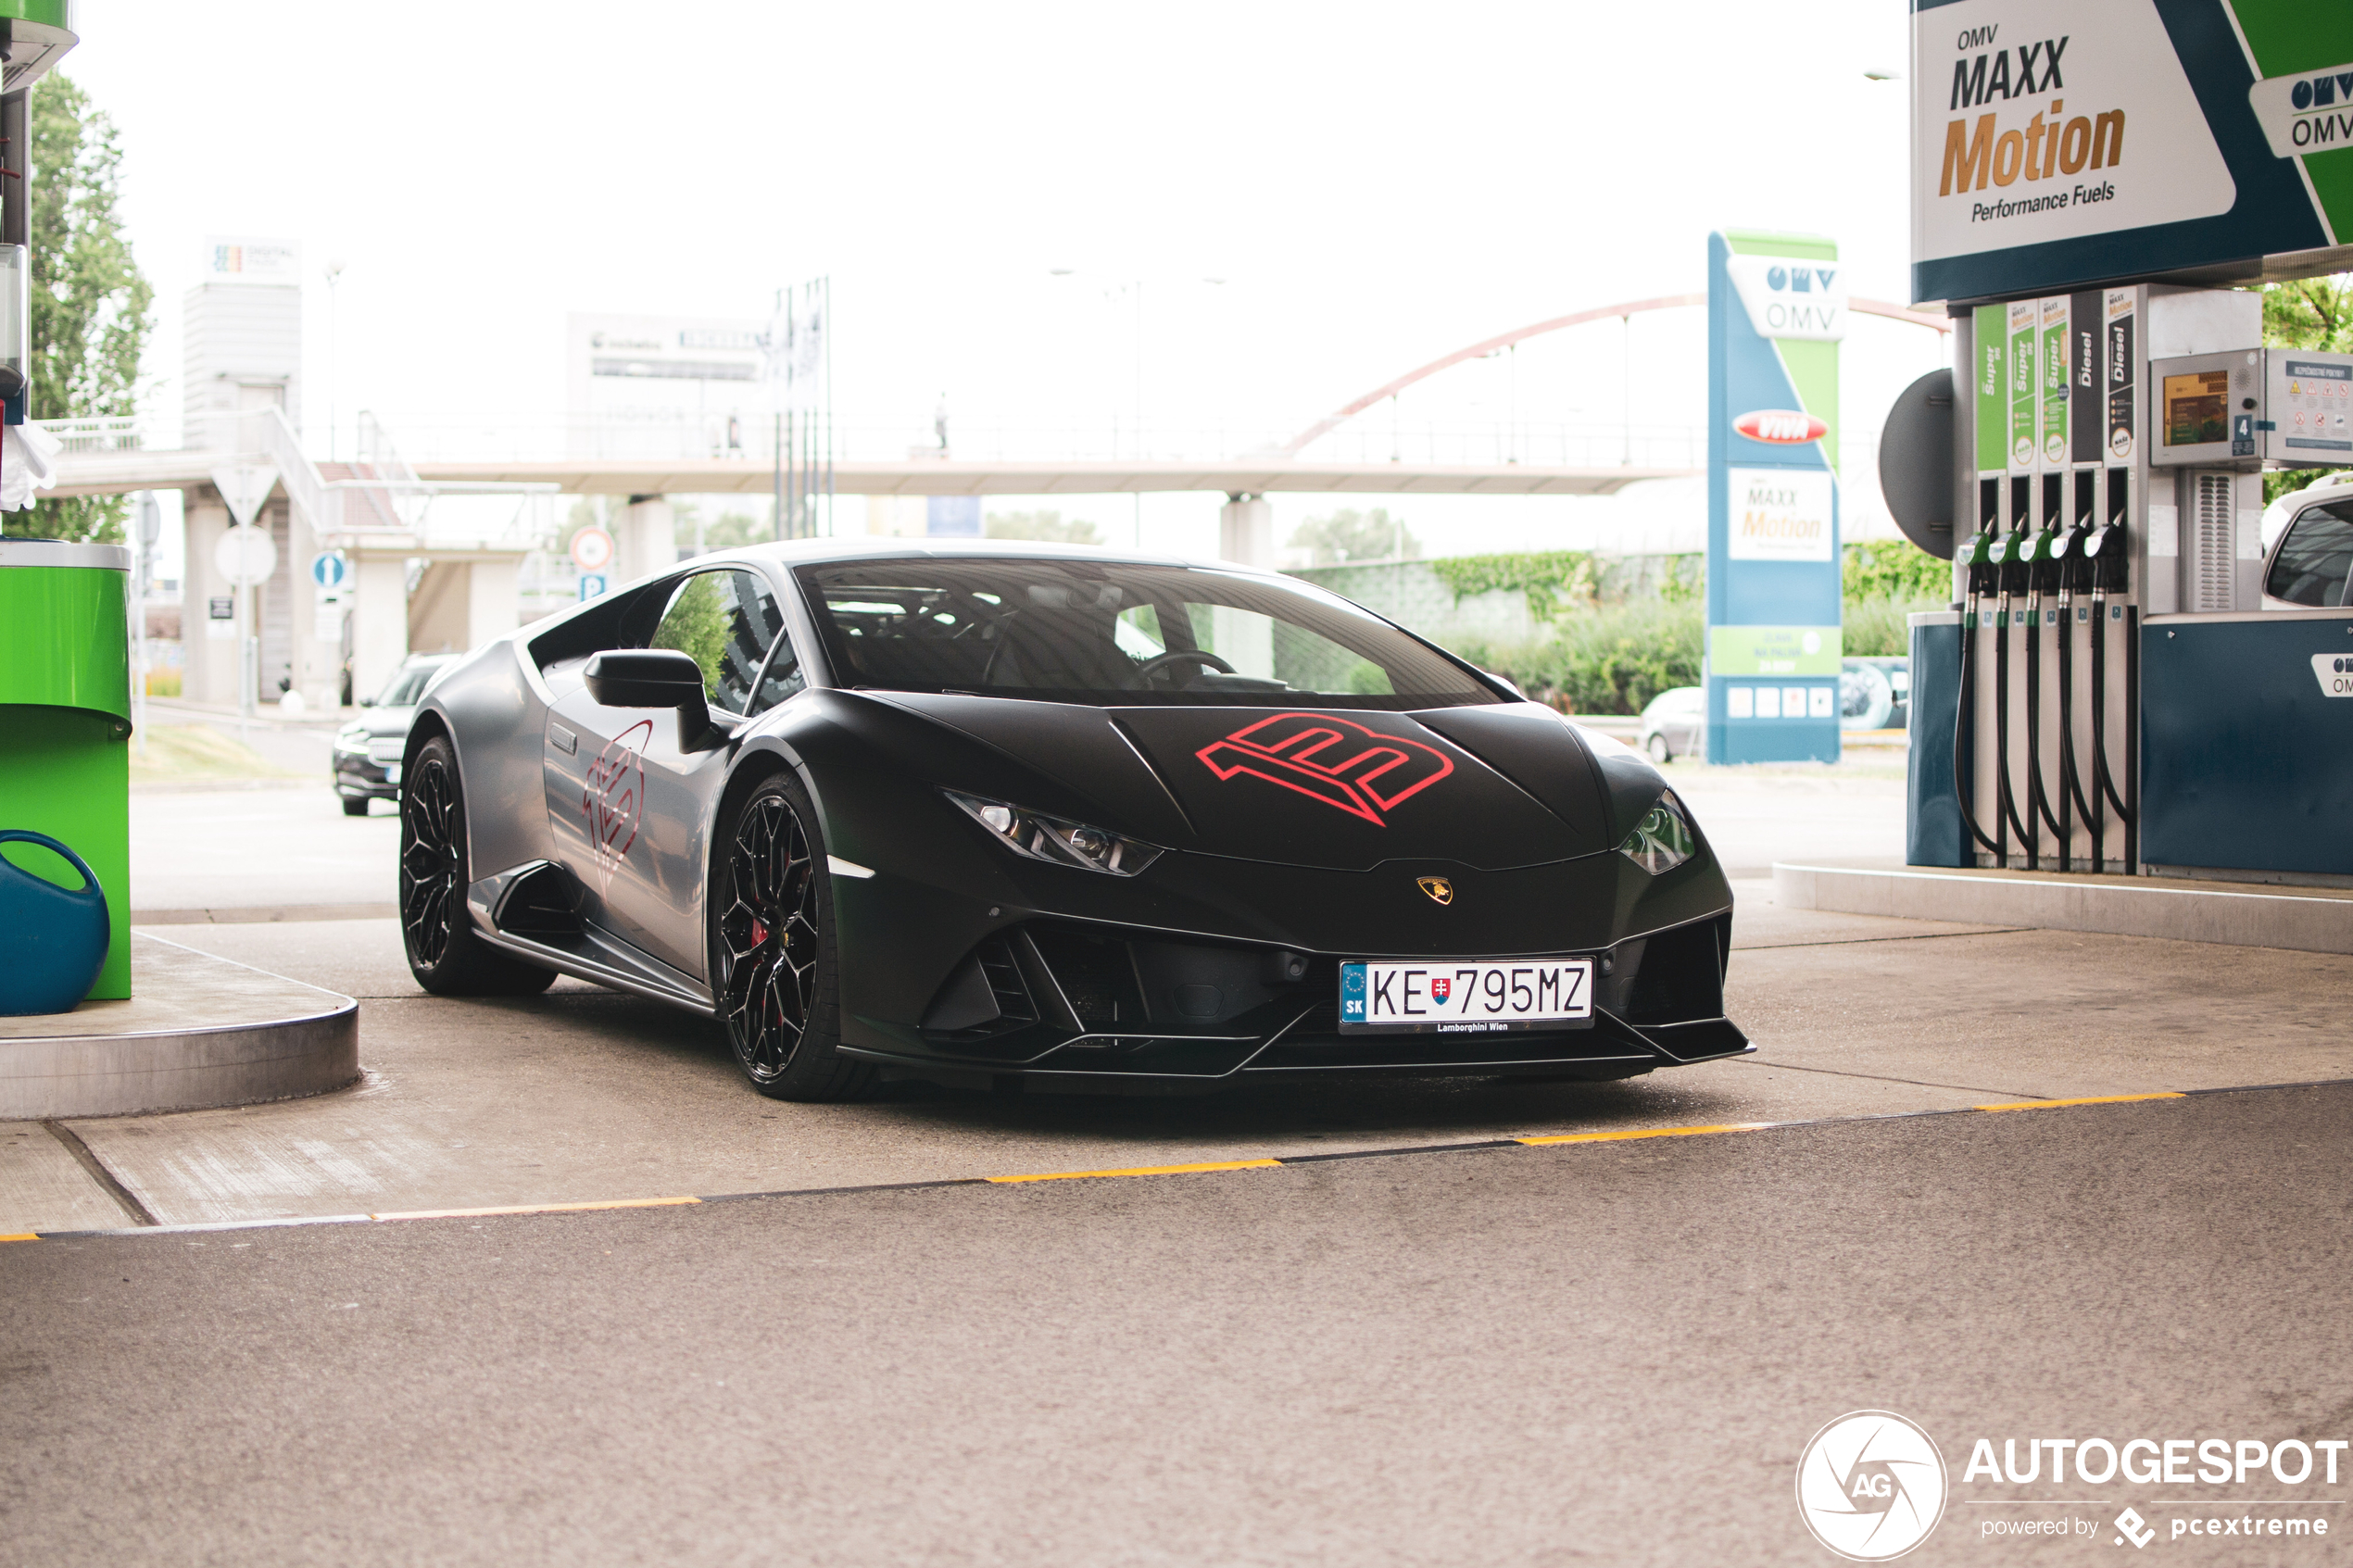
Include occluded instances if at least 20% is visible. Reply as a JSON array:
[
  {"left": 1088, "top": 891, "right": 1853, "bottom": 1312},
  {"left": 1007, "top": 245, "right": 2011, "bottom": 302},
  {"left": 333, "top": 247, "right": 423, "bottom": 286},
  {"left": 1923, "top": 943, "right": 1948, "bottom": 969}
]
[{"left": 6, "top": 1085, "right": 2350, "bottom": 1566}]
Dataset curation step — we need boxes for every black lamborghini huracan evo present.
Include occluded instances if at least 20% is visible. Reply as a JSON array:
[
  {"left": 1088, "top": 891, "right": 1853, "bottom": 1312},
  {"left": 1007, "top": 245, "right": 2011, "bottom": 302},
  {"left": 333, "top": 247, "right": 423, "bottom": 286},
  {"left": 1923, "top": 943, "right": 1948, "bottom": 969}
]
[{"left": 399, "top": 541, "right": 1744, "bottom": 1099}]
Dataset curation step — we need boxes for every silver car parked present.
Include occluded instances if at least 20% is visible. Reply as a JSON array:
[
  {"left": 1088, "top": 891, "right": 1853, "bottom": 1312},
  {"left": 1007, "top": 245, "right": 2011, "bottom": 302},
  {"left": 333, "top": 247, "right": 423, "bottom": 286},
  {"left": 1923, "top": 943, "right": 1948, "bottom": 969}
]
[
  {"left": 333, "top": 654, "right": 457, "bottom": 816},
  {"left": 1636, "top": 685, "right": 1704, "bottom": 762}
]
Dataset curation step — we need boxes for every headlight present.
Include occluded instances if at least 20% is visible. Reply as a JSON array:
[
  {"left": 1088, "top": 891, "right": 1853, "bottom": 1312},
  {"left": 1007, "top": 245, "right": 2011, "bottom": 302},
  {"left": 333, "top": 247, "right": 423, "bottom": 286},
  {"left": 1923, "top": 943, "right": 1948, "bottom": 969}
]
[
  {"left": 942, "top": 790, "right": 1164, "bottom": 876},
  {"left": 1618, "top": 790, "right": 1696, "bottom": 875}
]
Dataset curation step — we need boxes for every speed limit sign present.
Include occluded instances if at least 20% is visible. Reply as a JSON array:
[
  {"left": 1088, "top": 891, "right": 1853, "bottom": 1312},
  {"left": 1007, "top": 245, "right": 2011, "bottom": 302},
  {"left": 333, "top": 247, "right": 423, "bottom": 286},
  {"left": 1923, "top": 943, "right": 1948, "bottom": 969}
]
[{"left": 570, "top": 526, "right": 616, "bottom": 573}]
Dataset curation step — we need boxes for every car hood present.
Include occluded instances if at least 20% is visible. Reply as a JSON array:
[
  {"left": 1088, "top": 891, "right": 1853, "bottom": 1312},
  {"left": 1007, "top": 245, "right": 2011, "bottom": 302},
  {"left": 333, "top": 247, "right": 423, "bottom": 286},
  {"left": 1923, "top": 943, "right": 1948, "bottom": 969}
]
[
  {"left": 873, "top": 693, "right": 1632, "bottom": 872},
  {"left": 345, "top": 704, "right": 418, "bottom": 741}
]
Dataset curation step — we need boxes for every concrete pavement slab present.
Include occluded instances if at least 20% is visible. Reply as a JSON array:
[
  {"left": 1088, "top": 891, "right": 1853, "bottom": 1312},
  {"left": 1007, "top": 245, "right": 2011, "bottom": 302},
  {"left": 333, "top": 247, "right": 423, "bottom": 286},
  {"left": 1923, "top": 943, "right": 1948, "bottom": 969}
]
[
  {"left": 0, "top": 1123, "right": 132, "bottom": 1234},
  {"left": 1666, "top": 761, "right": 1907, "bottom": 877},
  {"left": 130, "top": 783, "right": 397, "bottom": 915},
  {"left": 47, "top": 904, "right": 2351, "bottom": 1229},
  {"left": 1726, "top": 875, "right": 2023, "bottom": 949},
  {"left": 1729, "top": 927, "right": 2353, "bottom": 1098}
]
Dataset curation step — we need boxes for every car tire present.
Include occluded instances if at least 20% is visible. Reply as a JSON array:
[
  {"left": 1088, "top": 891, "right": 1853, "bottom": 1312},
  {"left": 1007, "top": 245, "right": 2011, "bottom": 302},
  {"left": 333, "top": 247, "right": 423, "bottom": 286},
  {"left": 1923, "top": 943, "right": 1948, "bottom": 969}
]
[
  {"left": 711, "top": 769, "right": 875, "bottom": 1102},
  {"left": 342, "top": 797, "right": 371, "bottom": 818},
  {"left": 399, "top": 734, "right": 558, "bottom": 997},
  {"left": 1645, "top": 733, "right": 1672, "bottom": 764}
]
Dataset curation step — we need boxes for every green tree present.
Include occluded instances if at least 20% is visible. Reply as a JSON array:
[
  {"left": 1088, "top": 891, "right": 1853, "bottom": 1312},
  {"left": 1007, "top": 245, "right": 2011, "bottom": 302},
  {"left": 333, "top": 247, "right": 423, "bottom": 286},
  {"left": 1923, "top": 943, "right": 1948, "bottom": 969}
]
[
  {"left": 2262, "top": 273, "right": 2353, "bottom": 506},
  {"left": 1290, "top": 507, "right": 1417, "bottom": 564},
  {"left": 1428, "top": 550, "right": 1596, "bottom": 623},
  {"left": 1842, "top": 540, "right": 1948, "bottom": 602},
  {"left": 986, "top": 508, "right": 1101, "bottom": 545},
  {"left": 4, "top": 74, "right": 153, "bottom": 542}
]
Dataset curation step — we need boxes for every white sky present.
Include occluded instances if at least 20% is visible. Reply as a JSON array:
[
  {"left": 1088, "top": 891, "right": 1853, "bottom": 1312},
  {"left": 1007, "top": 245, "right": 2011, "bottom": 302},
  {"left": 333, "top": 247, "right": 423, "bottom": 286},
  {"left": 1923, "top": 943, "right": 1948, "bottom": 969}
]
[{"left": 75, "top": 0, "right": 1948, "bottom": 569}]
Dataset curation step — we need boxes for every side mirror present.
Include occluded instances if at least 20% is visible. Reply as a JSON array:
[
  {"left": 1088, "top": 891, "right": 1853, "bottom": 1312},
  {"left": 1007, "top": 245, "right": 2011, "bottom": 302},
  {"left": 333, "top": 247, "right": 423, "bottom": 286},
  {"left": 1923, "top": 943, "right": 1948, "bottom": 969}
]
[
  {"left": 358, "top": 696, "right": 374, "bottom": 707},
  {"left": 584, "top": 649, "right": 720, "bottom": 749}
]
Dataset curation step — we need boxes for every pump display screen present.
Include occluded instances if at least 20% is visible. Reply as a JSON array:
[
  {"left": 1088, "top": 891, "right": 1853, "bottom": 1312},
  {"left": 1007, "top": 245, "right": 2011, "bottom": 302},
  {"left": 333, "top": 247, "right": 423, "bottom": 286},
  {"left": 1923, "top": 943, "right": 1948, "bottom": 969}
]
[{"left": 2163, "top": 370, "right": 2230, "bottom": 448}]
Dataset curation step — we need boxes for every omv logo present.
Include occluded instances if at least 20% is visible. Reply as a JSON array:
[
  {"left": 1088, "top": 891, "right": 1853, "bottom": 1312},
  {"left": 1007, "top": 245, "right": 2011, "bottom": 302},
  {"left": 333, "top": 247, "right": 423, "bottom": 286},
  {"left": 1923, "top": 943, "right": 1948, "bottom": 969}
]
[
  {"left": 1735, "top": 408, "right": 1829, "bottom": 445},
  {"left": 1723, "top": 249, "right": 1848, "bottom": 343},
  {"left": 2290, "top": 71, "right": 2353, "bottom": 110},
  {"left": 1764, "top": 264, "right": 1838, "bottom": 295}
]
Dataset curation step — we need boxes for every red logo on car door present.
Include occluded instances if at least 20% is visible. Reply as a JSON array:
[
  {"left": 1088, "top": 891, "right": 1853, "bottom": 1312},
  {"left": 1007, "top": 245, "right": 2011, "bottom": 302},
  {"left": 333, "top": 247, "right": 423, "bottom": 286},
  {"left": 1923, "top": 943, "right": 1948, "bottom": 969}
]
[
  {"left": 1194, "top": 712, "right": 1453, "bottom": 825},
  {"left": 583, "top": 719, "right": 654, "bottom": 881}
]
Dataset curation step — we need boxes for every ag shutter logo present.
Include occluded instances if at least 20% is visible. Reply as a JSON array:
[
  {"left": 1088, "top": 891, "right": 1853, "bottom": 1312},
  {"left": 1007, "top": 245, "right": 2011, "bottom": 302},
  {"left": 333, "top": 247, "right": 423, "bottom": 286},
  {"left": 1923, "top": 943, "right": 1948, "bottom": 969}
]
[
  {"left": 1734, "top": 409, "right": 1830, "bottom": 445},
  {"left": 1795, "top": 1411, "right": 1947, "bottom": 1562}
]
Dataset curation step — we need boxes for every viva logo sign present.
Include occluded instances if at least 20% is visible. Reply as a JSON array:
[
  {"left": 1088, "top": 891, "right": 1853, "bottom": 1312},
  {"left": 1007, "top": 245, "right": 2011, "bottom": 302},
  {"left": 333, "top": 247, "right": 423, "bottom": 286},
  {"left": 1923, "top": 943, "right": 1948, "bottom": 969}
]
[{"left": 1735, "top": 409, "right": 1828, "bottom": 445}]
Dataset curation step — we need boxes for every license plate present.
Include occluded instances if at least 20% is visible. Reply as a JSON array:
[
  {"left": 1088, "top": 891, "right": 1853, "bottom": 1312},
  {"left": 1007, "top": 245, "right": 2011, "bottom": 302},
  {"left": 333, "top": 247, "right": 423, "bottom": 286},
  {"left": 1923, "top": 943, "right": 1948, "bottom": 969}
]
[
  {"left": 1339, "top": 959, "right": 1594, "bottom": 1034},
  {"left": 386, "top": 763, "right": 402, "bottom": 787}
]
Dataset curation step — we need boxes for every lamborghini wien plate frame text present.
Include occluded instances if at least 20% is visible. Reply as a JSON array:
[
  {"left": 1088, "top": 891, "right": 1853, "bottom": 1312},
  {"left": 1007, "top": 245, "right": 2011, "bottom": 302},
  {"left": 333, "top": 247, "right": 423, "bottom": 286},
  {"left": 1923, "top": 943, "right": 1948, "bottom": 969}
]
[{"left": 1339, "top": 959, "right": 1595, "bottom": 1034}]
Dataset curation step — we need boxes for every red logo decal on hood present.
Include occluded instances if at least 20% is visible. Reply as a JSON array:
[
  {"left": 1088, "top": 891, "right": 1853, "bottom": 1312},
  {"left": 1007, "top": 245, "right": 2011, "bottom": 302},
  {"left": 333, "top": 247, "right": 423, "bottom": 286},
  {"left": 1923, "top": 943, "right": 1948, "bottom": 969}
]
[{"left": 1195, "top": 712, "right": 1454, "bottom": 825}]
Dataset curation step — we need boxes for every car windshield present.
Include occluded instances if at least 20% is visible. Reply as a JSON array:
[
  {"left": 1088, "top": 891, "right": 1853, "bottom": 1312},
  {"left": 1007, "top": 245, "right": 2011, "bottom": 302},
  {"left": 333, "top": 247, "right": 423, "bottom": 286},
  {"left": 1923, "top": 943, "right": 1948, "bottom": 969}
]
[
  {"left": 375, "top": 662, "right": 446, "bottom": 707},
  {"left": 795, "top": 558, "right": 1497, "bottom": 709}
]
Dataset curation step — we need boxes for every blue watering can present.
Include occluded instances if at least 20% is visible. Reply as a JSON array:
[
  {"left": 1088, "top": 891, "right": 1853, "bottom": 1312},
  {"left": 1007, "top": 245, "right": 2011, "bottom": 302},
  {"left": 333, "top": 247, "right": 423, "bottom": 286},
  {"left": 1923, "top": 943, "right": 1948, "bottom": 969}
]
[{"left": 0, "top": 829, "right": 111, "bottom": 1015}]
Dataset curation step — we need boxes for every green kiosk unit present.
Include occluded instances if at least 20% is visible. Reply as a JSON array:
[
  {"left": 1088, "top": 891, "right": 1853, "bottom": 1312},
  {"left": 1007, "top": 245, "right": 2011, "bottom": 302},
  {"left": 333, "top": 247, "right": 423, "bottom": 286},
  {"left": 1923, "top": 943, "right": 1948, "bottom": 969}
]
[
  {"left": 0, "top": 539, "right": 130, "bottom": 1001},
  {"left": 0, "top": 2, "right": 109, "bottom": 1003}
]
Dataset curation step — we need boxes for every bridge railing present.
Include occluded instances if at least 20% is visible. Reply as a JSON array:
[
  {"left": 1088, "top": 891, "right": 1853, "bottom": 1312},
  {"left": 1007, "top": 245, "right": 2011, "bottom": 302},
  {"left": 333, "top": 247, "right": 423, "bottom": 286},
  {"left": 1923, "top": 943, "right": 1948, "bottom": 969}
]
[
  {"left": 33, "top": 415, "right": 149, "bottom": 453},
  {"left": 294, "top": 414, "right": 1718, "bottom": 470},
  {"left": 182, "top": 407, "right": 557, "bottom": 550}
]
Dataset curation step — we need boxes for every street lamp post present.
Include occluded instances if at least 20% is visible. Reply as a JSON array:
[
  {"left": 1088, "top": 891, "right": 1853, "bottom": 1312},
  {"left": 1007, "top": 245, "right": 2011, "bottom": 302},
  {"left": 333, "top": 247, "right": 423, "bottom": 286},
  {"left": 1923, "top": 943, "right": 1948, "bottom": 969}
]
[{"left": 323, "top": 258, "right": 346, "bottom": 462}]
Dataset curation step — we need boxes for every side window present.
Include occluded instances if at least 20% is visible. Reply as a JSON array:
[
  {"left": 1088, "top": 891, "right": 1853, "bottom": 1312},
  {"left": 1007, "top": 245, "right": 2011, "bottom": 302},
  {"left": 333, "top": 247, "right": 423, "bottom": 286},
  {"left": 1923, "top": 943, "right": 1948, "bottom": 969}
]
[
  {"left": 648, "top": 570, "right": 780, "bottom": 715},
  {"left": 751, "top": 621, "right": 807, "bottom": 712},
  {"left": 2266, "top": 504, "right": 2353, "bottom": 608}
]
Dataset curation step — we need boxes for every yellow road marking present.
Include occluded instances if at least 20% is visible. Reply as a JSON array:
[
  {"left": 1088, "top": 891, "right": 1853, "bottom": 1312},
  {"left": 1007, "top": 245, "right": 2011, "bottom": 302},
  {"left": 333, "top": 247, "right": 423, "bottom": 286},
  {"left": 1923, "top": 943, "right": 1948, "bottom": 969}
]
[
  {"left": 371, "top": 1196, "right": 701, "bottom": 1221},
  {"left": 987, "top": 1159, "right": 1283, "bottom": 1185},
  {"left": 1974, "top": 1092, "right": 2186, "bottom": 1112},
  {"left": 1516, "top": 1123, "right": 1770, "bottom": 1147},
  {"left": 0, "top": 1233, "right": 38, "bottom": 1242}
]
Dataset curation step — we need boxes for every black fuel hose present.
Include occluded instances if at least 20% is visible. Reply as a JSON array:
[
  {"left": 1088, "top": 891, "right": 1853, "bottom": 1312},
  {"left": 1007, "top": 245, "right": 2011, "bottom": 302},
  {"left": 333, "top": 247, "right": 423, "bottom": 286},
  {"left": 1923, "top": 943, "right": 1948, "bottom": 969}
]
[
  {"left": 1992, "top": 596, "right": 2034, "bottom": 856},
  {"left": 2088, "top": 595, "right": 2134, "bottom": 827},
  {"left": 1952, "top": 594, "right": 2002, "bottom": 856}
]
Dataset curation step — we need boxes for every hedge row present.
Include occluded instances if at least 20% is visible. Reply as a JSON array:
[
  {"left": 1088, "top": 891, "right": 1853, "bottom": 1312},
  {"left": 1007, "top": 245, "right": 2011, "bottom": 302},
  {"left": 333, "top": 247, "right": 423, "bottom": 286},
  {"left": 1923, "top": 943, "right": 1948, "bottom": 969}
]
[{"left": 1446, "top": 594, "right": 1940, "bottom": 714}]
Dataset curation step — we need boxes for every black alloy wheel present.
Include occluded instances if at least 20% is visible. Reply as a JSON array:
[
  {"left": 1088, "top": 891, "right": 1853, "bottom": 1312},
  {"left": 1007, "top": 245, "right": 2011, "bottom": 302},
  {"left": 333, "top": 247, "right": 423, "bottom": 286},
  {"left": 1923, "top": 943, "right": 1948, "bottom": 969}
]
[
  {"left": 713, "top": 771, "right": 874, "bottom": 1101},
  {"left": 398, "top": 734, "right": 556, "bottom": 997}
]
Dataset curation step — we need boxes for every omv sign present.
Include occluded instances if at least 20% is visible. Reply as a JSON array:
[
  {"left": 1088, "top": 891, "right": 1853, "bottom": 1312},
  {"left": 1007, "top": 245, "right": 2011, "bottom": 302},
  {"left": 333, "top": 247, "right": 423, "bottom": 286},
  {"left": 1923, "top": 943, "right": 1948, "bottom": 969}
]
[
  {"left": 1724, "top": 253, "right": 1848, "bottom": 342},
  {"left": 1735, "top": 408, "right": 1829, "bottom": 445}
]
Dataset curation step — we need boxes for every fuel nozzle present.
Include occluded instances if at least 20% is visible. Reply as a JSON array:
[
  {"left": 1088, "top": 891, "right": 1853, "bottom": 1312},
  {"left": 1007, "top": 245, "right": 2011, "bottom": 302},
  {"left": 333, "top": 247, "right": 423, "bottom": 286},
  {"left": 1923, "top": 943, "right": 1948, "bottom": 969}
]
[
  {"left": 2085, "top": 517, "right": 2130, "bottom": 593},
  {"left": 1959, "top": 528, "right": 1999, "bottom": 599},
  {"left": 2057, "top": 470, "right": 2096, "bottom": 596},
  {"left": 2024, "top": 522, "right": 2065, "bottom": 596},
  {"left": 1993, "top": 526, "right": 2031, "bottom": 596},
  {"left": 2027, "top": 474, "right": 2065, "bottom": 595},
  {"left": 2088, "top": 466, "right": 2132, "bottom": 596}
]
